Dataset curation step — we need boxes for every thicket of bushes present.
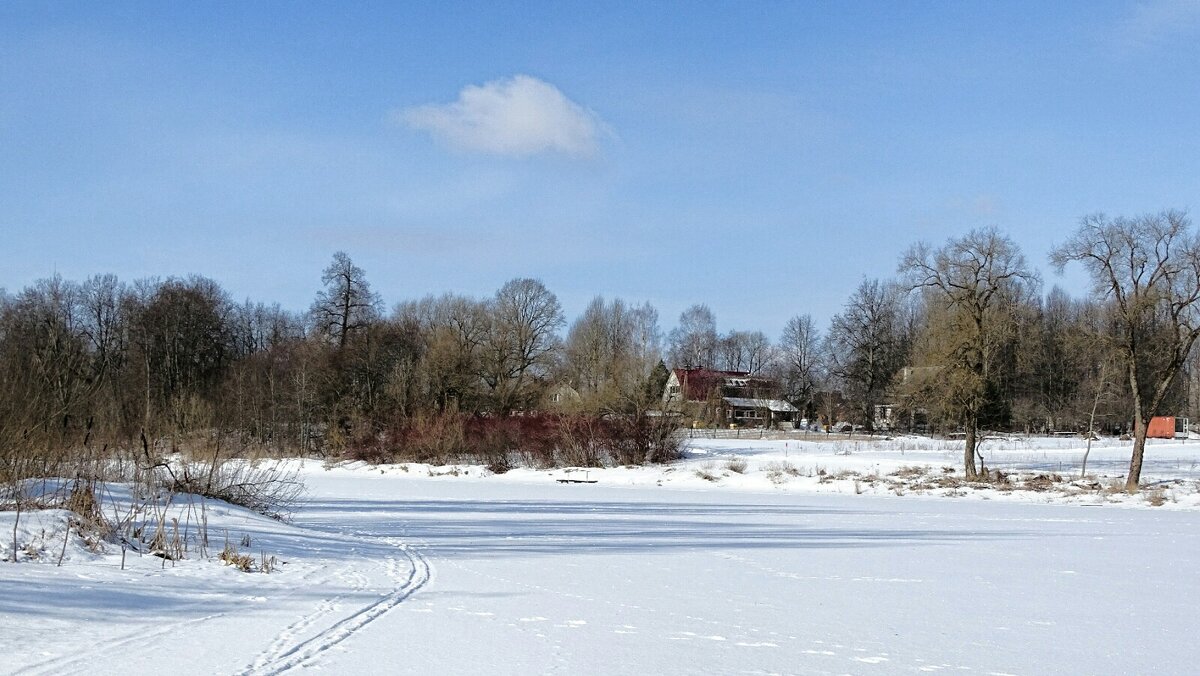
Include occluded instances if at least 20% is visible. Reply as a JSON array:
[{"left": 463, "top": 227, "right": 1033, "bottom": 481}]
[{"left": 345, "top": 412, "right": 682, "bottom": 470}]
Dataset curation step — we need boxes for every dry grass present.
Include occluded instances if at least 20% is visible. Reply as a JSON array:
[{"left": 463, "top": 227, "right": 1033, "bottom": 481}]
[
  {"left": 720, "top": 458, "right": 748, "bottom": 473},
  {"left": 1145, "top": 487, "right": 1167, "bottom": 507},
  {"left": 762, "top": 461, "right": 800, "bottom": 485},
  {"left": 219, "top": 542, "right": 255, "bottom": 572},
  {"left": 723, "top": 457, "right": 748, "bottom": 474},
  {"left": 891, "top": 466, "right": 928, "bottom": 479},
  {"left": 1023, "top": 473, "right": 1064, "bottom": 492}
]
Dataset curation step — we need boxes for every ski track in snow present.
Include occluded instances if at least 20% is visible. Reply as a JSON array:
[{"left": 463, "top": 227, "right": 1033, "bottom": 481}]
[
  {"left": 15, "top": 610, "right": 231, "bottom": 676},
  {"left": 15, "top": 524, "right": 434, "bottom": 676},
  {"left": 13, "top": 562, "right": 336, "bottom": 676},
  {"left": 244, "top": 561, "right": 371, "bottom": 672},
  {"left": 237, "top": 536, "right": 432, "bottom": 675}
]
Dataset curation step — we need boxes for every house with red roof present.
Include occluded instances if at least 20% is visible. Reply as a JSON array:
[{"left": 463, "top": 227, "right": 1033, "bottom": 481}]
[{"left": 662, "top": 368, "right": 798, "bottom": 428}]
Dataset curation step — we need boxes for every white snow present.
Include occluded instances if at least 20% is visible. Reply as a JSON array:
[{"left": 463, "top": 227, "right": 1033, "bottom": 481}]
[{"left": 2, "top": 435, "right": 1199, "bottom": 674}]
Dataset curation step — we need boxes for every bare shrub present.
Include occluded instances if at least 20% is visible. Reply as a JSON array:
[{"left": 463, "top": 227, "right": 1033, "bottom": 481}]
[
  {"left": 486, "top": 457, "right": 512, "bottom": 474},
  {"left": 395, "top": 412, "right": 467, "bottom": 464},
  {"left": 1023, "top": 474, "right": 1062, "bottom": 492},
  {"left": 764, "top": 461, "right": 800, "bottom": 485},
  {"left": 607, "top": 412, "right": 683, "bottom": 465},
  {"left": 763, "top": 461, "right": 801, "bottom": 477},
  {"left": 368, "top": 412, "right": 682, "bottom": 470},
  {"left": 554, "top": 415, "right": 606, "bottom": 468},
  {"left": 891, "top": 466, "right": 927, "bottom": 479},
  {"left": 153, "top": 458, "right": 304, "bottom": 521},
  {"left": 1146, "top": 487, "right": 1167, "bottom": 507},
  {"left": 724, "top": 457, "right": 748, "bottom": 474},
  {"left": 343, "top": 443, "right": 395, "bottom": 465},
  {"left": 64, "top": 477, "right": 102, "bottom": 526}
]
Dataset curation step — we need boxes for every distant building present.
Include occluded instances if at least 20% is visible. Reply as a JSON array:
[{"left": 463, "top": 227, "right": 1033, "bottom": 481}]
[
  {"left": 662, "top": 368, "right": 797, "bottom": 428},
  {"left": 876, "top": 366, "right": 942, "bottom": 431},
  {"left": 543, "top": 383, "right": 582, "bottom": 411}
]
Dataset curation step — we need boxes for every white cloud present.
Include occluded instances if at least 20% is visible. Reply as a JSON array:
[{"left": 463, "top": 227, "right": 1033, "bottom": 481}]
[
  {"left": 401, "top": 75, "right": 606, "bottom": 158},
  {"left": 1119, "top": 0, "right": 1200, "bottom": 46}
]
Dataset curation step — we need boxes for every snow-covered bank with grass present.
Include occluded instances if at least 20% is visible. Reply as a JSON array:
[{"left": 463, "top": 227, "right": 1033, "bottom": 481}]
[
  {"left": 2, "top": 435, "right": 1199, "bottom": 674},
  {"left": 670, "top": 434, "right": 1200, "bottom": 507},
  {"left": 366, "top": 434, "right": 1200, "bottom": 509}
]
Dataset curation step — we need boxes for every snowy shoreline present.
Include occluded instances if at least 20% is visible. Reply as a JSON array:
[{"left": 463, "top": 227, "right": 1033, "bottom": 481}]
[{"left": 319, "top": 434, "right": 1200, "bottom": 511}]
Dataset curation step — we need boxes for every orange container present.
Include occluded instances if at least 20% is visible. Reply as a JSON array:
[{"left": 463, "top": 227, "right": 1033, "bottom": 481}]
[{"left": 1147, "top": 416, "right": 1176, "bottom": 439}]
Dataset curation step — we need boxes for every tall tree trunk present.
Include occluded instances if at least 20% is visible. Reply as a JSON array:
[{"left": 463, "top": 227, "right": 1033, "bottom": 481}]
[
  {"left": 1081, "top": 361, "right": 1107, "bottom": 480},
  {"left": 963, "top": 421, "right": 978, "bottom": 480},
  {"left": 1127, "top": 417, "right": 1147, "bottom": 493},
  {"left": 1127, "top": 361, "right": 1145, "bottom": 493}
]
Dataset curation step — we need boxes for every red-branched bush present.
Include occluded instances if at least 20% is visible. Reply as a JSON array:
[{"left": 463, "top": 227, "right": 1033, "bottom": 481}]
[{"left": 355, "top": 411, "right": 681, "bottom": 469}]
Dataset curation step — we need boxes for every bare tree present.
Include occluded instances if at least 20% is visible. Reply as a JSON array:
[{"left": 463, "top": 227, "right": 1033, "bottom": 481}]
[
  {"left": 779, "top": 314, "right": 822, "bottom": 420},
  {"left": 397, "top": 294, "right": 490, "bottom": 413},
  {"left": 310, "top": 252, "right": 381, "bottom": 349},
  {"left": 564, "top": 297, "right": 661, "bottom": 410},
  {"left": 1079, "top": 358, "right": 1118, "bottom": 479},
  {"left": 482, "top": 278, "right": 565, "bottom": 414},
  {"left": 135, "top": 276, "right": 233, "bottom": 433},
  {"left": 716, "top": 330, "right": 775, "bottom": 374},
  {"left": 1051, "top": 210, "right": 1200, "bottom": 491},
  {"left": 901, "top": 227, "right": 1037, "bottom": 479},
  {"left": 824, "top": 279, "right": 907, "bottom": 432},
  {"left": 667, "top": 305, "right": 717, "bottom": 369}
]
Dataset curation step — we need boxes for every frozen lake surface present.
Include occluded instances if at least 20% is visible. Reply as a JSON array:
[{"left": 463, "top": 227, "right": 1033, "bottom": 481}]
[{"left": 4, "top": 450, "right": 1199, "bottom": 675}]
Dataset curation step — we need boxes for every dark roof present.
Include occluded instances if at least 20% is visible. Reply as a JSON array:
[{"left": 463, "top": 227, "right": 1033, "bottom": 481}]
[{"left": 672, "top": 368, "right": 772, "bottom": 401}]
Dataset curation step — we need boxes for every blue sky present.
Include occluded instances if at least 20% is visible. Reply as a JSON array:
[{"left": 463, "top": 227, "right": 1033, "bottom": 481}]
[{"left": 3, "top": 1, "right": 1199, "bottom": 337}]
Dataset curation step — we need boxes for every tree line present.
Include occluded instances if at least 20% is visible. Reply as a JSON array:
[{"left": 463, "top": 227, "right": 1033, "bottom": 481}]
[{"left": 3, "top": 209, "right": 1200, "bottom": 490}]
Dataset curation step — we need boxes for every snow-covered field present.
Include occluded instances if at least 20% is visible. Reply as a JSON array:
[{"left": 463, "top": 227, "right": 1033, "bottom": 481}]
[{"left": 3, "top": 436, "right": 1200, "bottom": 674}]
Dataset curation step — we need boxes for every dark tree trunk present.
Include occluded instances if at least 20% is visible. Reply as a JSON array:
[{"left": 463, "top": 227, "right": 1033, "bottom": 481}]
[
  {"left": 1127, "top": 416, "right": 1147, "bottom": 493},
  {"left": 963, "top": 422, "right": 978, "bottom": 480}
]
